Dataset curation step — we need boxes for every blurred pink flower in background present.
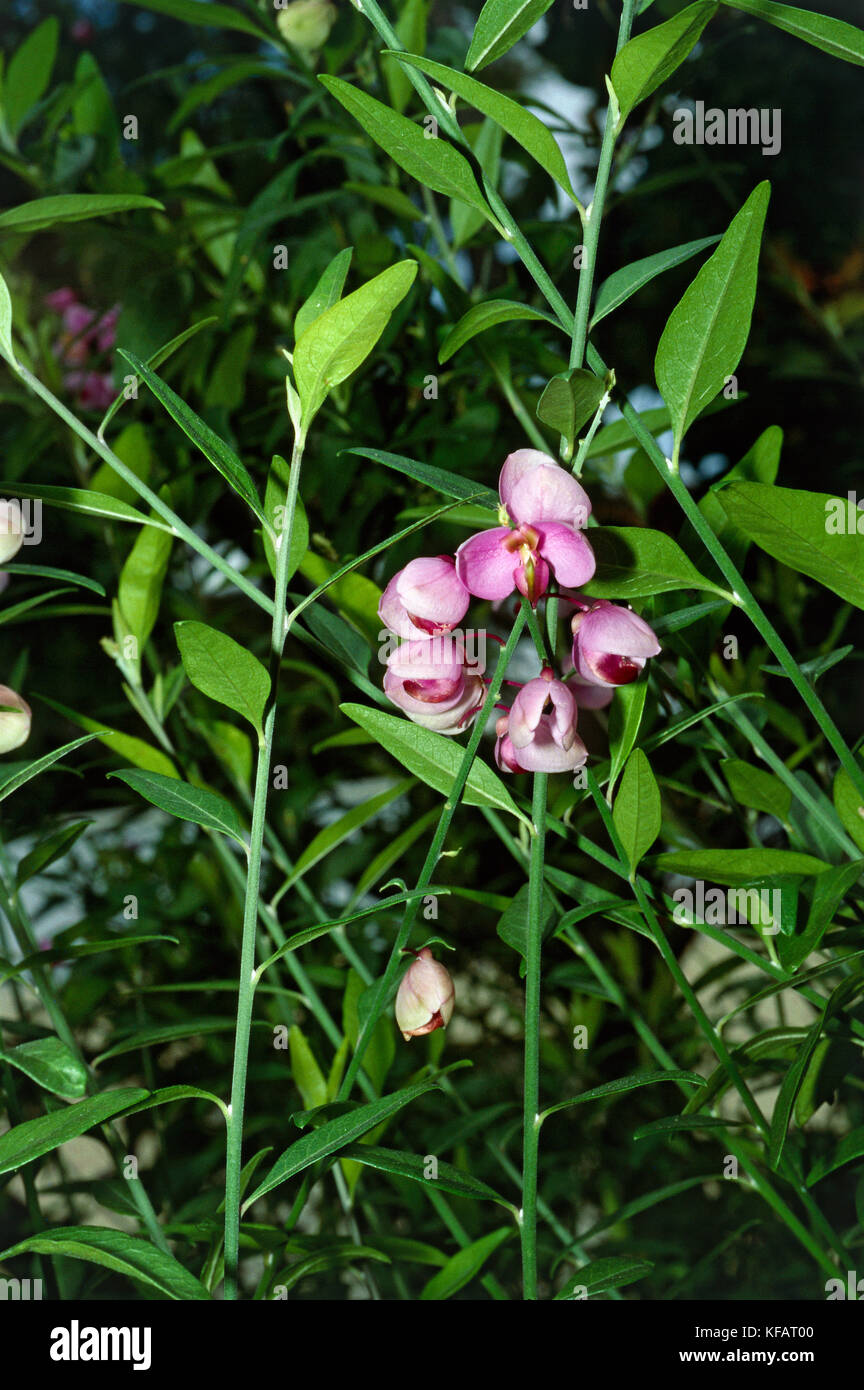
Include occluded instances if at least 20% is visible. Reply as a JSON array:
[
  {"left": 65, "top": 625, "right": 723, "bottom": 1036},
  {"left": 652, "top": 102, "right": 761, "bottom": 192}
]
[{"left": 45, "top": 289, "right": 119, "bottom": 411}]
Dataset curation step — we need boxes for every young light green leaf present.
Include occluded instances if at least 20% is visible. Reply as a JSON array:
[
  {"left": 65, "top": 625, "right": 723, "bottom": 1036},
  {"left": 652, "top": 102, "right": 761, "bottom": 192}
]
[
  {"left": 611, "top": 1, "right": 718, "bottom": 127},
  {"left": 294, "top": 247, "right": 353, "bottom": 343},
  {"left": 0, "top": 1227, "right": 211, "bottom": 1300},
  {"left": 591, "top": 235, "right": 720, "bottom": 326},
  {"left": 0, "top": 1038, "right": 88, "bottom": 1099},
  {"left": 4, "top": 18, "right": 58, "bottom": 137},
  {"left": 613, "top": 749, "right": 661, "bottom": 871},
  {"left": 115, "top": 520, "right": 173, "bottom": 678},
  {"left": 420, "top": 1227, "right": 513, "bottom": 1299},
  {"left": 340, "top": 704, "right": 530, "bottom": 826},
  {"left": 833, "top": 759, "right": 864, "bottom": 853},
  {"left": 716, "top": 482, "right": 864, "bottom": 610},
  {"left": 583, "top": 527, "right": 727, "bottom": 599},
  {"left": 391, "top": 52, "right": 580, "bottom": 203},
  {"left": 722, "top": 0, "right": 864, "bottom": 66},
  {"left": 439, "top": 300, "right": 561, "bottom": 364},
  {"left": 118, "top": 351, "right": 266, "bottom": 524},
  {"left": 319, "top": 76, "right": 493, "bottom": 226},
  {"left": 293, "top": 258, "right": 418, "bottom": 426},
  {"left": 0, "top": 269, "right": 16, "bottom": 366},
  {"left": 175, "top": 620, "right": 270, "bottom": 735},
  {"left": 0, "top": 194, "right": 164, "bottom": 235},
  {"left": 466, "top": 0, "right": 555, "bottom": 72},
  {"left": 108, "top": 769, "right": 246, "bottom": 846},
  {"left": 655, "top": 182, "right": 770, "bottom": 453},
  {"left": 0, "top": 1088, "right": 149, "bottom": 1174}
]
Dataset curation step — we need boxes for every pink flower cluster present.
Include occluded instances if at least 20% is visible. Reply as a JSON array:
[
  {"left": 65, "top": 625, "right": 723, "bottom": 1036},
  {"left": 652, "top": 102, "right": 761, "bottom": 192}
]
[
  {"left": 45, "top": 288, "right": 119, "bottom": 412},
  {"left": 378, "top": 449, "right": 661, "bottom": 775}
]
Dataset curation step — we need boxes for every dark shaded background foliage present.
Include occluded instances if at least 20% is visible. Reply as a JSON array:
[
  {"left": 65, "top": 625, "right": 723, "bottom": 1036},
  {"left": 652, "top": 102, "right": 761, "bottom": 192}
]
[{"left": 1, "top": 0, "right": 863, "bottom": 1298}]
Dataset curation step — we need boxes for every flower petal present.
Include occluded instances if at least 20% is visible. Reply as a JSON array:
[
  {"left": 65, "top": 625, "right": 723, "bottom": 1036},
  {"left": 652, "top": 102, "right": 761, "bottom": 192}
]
[
  {"left": 536, "top": 523, "right": 596, "bottom": 587},
  {"left": 455, "top": 528, "right": 517, "bottom": 600}
]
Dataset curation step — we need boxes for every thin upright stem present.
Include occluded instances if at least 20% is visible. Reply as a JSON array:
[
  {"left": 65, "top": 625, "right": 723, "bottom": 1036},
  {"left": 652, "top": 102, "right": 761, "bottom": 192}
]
[
  {"left": 223, "top": 431, "right": 306, "bottom": 1300},
  {"left": 521, "top": 771, "right": 548, "bottom": 1300}
]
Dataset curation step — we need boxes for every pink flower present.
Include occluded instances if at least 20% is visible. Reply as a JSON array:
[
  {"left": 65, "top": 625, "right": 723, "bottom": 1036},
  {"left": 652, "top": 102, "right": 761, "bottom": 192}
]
[
  {"left": 379, "top": 555, "right": 470, "bottom": 639},
  {"left": 384, "top": 636, "right": 485, "bottom": 736},
  {"left": 44, "top": 288, "right": 79, "bottom": 312},
  {"left": 63, "top": 371, "right": 115, "bottom": 412},
  {"left": 571, "top": 600, "right": 661, "bottom": 687},
  {"left": 395, "top": 947, "right": 455, "bottom": 1040},
  {"left": 95, "top": 306, "right": 120, "bottom": 353},
  {"left": 456, "top": 450, "right": 595, "bottom": 605},
  {"left": 495, "top": 667, "right": 587, "bottom": 774}
]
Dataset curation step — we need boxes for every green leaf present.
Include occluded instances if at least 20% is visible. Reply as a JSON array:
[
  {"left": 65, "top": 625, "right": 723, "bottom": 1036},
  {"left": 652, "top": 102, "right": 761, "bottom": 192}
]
[
  {"left": 722, "top": 0, "right": 864, "bottom": 66},
  {"left": 391, "top": 53, "right": 579, "bottom": 202},
  {"left": 439, "top": 300, "right": 560, "bottom": 364},
  {"left": 118, "top": 352, "right": 266, "bottom": 524},
  {"left": 175, "top": 620, "right": 270, "bottom": 736},
  {"left": 4, "top": 18, "right": 58, "bottom": 137},
  {"left": 383, "top": 0, "right": 429, "bottom": 114},
  {"left": 283, "top": 779, "right": 414, "bottom": 891},
  {"left": 16, "top": 820, "right": 90, "bottom": 886},
  {"left": 289, "top": 1026, "right": 329, "bottom": 1111},
  {"left": 716, "top": 482, "right": 864, "bottom": 610},
  {"left": 497, "top": 882, "right": 557, "bottom": 968},
  {"left": 0, "top": 195, "right": 164, "bottom": 235},
  {"left": 0, "top": 1088, "right": 149, "bottom": 1174},
  {"left": 0, "top": 481, "right": 171, "bottom": 531},
  {"left": 833, "top": 759, "right": 864, "bottom": 852},
  {"left": 37, "top": 695, "right": 179, "bottom": 779},
  {"left": 246, "top": 1072, "right": 460, "bottom": 1207},
  {"left": 0, "top": 268, "right": 15, "bottom": 366},
  {"left": 340, "top": 704, "right": 530, "bottom": 826},
  {"left": 608, "top": 678, "right": 648, "bottom": 792},
  {"left": 293, "top": 257, "right": 418, "bottom": 426},
  {"left": 0, "top": 1227, "right": 210, "bottom": 1300},
  {"left": 807, "top": 1126, "right": 864, "bottom": 1187},
  {"left": 654, "top": 848, "right": 829, "bottom": 883},
  {"left": 611, "top": 2, "right": 718, "bottom": 126},
  {"left": 655, "top": 182, "right": 770, "bottom": 452},
  {"left": 0, "top": 936, "right": 177, "bottom": 985},
  {"left": 420, "top": 1226, "right": 513, "bottom": 1299},
  {"left": 721, "top": 758, "right": 791, "bottom": 821},
  {"left": 93, "top": 1019, "right": 251, "bottom": 1066},
  {"left": 591, "top": 236, "right": 721, "bottom": 327},
  {"left": 339, "top": 1144, "right": 512, "bottom": 1208},
  {"left": 466, "top": 0, "right": 555, "bottom": 71},
  {"left": 294, "top": 247, "right": 353, "bottom": 343},
  {"left": 2, "top": 563, "right": 106, "bottom": 596},
  {"left": 541, "top": 1070, "right": 705, "bottom": 1122},
  {"left": 0, "top": 734, "right": 103, "bottom": 803},
  {"left": 115, "top": 519, "right": 173, "bottom": 676},
  {"left": 97, "top": 316, "right": 217, "bottom": 438},
  {"left": 777, "top": 861, "right": 864, "bottom": 972},
  {"left": 264, "top": 454, "right": 308, "bottom": 582},
  {"left": 345, "top": 447, "right": 498, "bottom": 508},
  {"left": 537, "top": 369, "right": 607, "bottom": 444},
  {"left": 114, "top": 0, "right": 271, "bottom": 41},
  {"left": 108, "top": 769, "right": 246, "bottom": 846},
  {"left": 555, "top": 1255, "right": 654, "bottom": 1299},
  {"left": 583, "top": 526, "right": 727, "bottom": 599},
  {"left": 0, "top": 1038, "right": 88, "bottom": 1099},
  {"left": 320, "top": 76, "right": 492, "bottom": 226},
  {"left": 613, "top": 749, "right": 662, "bottom": 871}
]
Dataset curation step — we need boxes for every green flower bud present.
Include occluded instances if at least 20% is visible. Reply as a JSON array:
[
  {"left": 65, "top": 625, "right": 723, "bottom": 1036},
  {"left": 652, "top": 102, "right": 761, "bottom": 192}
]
[{"left": 276, "top": 0, "right": 337, "bottom": 52}]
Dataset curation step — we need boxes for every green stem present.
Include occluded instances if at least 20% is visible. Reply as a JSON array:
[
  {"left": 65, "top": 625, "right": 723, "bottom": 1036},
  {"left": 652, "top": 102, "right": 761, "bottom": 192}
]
[
  {"left": 223, "top": 431, "right": 305, "bottom": 1300},
  {"left": 338, "top": 606, "right": 529, "bottom": 1100},
  {"left": 521, "top": 772, "right": 548, "bottom": 1300}
]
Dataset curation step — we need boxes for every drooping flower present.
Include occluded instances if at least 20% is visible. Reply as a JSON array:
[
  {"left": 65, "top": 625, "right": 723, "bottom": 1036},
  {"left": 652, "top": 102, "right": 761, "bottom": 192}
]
[
  {"left": 384, "top": 636, "right": 485, "bottom": 736},
  {"left": 379, "top": 555, "right": 470, "bottom": 639},
  {"left": 0, "top": 500, "right": 24, "bottom": 565},
  {"left": 571, "top": 600, "right": 661, "bottom": 687},
  {"left": 395, "top": 947, "right": 455, "bottom": 1041},
  {"left": 0, "top": 686, "right": 31, "bottom": 754},
  {"left": 456, "top": 449, "right": 595, "bottom": 605},
  {"left": 495, "top": 667, "right": 587, "bottom": 774}
]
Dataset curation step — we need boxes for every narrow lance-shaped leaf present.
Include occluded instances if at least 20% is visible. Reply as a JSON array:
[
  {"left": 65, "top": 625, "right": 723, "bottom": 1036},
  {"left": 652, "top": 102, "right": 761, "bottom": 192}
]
[
  {"left": 466, "top": 0, "right": 556, "bottom": 72},
  {"left": 0, "top": 1227, "right": 211, "bottom": 1300},
  {"left": 319, "top": 76, "right": 494, "bottom": 228},
  {"left": 175, "top": 620, "right": 270, "bottom": 736},
  {"left": 591, "top": 235, "right": 721, "bottom": 327},
  {"left": 613, "top": 749, "right": 662, "bottom": 871},
  {"left": 0, "top": 194, "right": 165, "bottom": 234},
  {"left": 108, "top": 769, "right": 247, "bottom": 847},
  {"left": 611, "top": 2, "right": 718, "bottom": 128},
  {"left": 721, "top": 0, "right": 864, "bottom": 67},
  {"left": 655, "top": 181, "right": 770, "bottom": 455}
]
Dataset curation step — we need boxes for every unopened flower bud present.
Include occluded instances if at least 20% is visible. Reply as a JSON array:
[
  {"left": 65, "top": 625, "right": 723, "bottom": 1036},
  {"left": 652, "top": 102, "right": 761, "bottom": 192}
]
[
  {"left": 276, "top": 0, "right": 337, "bottom": 51},
  {"left": 0, "top": 685, "right": 31, "bottom": 753},
  {"left": 395, "top": 947, "right": 455, "bottom": 1041},
  {"left": 0, "top": 501, "right": 24, "bottom": 564}
]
